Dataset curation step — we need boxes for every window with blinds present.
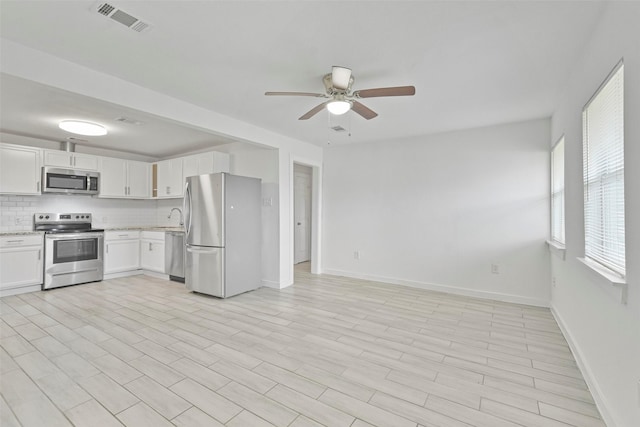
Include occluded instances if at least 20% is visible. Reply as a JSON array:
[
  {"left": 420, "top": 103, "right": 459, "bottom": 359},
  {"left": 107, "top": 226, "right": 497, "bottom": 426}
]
[
  {"left": 551, "top": 137, "right": 565, "bottom": 244},
  {"left": 582, "top": 62, "right": 625, "bottom": 276}
]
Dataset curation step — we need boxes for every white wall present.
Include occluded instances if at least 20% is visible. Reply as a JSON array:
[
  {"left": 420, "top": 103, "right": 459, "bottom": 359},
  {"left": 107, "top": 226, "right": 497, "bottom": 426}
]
[
  {"left": 323, "top": 118, "right": 551, "bottom": 306},
  {"left": 0, "top": 38, "right": 323, "bottom": 288},
  {"left": 550, "top": 3, "right": 640, "bottom": 426},
  {"left": 231, "top": 149, "right": 280, "bottom": 287}
]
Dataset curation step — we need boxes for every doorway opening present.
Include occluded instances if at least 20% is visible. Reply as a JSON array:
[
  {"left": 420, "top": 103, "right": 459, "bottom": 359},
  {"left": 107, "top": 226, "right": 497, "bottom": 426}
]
[{"left": 293, "top": 163, "right": 312, "bottom": 265}]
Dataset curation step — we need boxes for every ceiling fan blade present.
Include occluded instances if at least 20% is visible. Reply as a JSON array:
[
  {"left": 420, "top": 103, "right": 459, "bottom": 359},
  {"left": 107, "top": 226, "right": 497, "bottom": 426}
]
[
  {"left": 351, "top": 101, "right": 378, "bottom": 120},
  {"left": 331, "top": 66, "right": 352, "bottom": 90},
  {"left": 265, "top": 91, "right": 326, "bottom": 97},
  {"left": 354, "top": 86, "right": 416, "bottom": 98},
  {"left": 299, "top": 102, "right": 329, "bottom": 120}
]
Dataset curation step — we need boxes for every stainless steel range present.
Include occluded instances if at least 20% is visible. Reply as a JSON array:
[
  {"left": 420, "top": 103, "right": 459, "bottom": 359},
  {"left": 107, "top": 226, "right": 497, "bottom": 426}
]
[{"left": 34, "top": 213, "right": 104, "bottom": 290}]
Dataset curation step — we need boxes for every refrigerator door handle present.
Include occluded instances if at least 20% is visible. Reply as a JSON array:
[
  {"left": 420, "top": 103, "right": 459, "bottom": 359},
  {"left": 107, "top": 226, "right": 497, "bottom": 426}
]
[
  {"left": 186, "top": 245, "right": 218, "bottom": 254},
  {"left": 184, "top": 181, "right": 192, "bottom": 236}
]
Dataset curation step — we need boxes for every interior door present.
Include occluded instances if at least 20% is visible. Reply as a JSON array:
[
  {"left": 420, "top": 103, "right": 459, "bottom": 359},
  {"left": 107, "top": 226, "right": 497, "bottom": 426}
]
[{"left": 294, "top": 167, "right": 312, "bottom": 264}]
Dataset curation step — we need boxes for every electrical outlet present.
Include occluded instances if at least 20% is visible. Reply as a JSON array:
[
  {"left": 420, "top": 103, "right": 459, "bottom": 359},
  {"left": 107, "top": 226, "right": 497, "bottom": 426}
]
[
  {"left": 353, "top": 251, "right": 360, "bottom": 260},
  {"left": 491, "top": 264, "right": 499, "bottom": 274},
  {"left": 14, "top": 217, "right": 21, "bottom": 225}
]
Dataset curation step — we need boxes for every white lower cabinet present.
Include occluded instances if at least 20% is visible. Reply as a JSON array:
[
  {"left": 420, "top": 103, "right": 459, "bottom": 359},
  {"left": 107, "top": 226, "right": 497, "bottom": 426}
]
[
  {"left": 104, "top": 231, "right": 140, "bottom": 274},
  {"left": 0, "top": 235, "right": 43, "bottom": 293},
  {"left": 140, "top": 231, "right": 165, "bottom": 273}
]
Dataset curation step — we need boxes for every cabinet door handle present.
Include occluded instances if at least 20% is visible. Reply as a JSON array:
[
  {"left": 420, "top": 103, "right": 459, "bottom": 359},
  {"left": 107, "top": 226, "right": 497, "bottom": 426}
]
[
  {"left": 106, "top": 244, "right": 109, "bottom": 254},
  {"left": 149, "top": 242, "right": 152, "bottom": 251},
  {"left": 6, "top": 240, "right": 24, "bottom": 244},
  {"left": 37, "top": 181, "right": 40, "bottom": 192},
  {"left": 38, "top": 249, "right": 41, "bottom": 260}
]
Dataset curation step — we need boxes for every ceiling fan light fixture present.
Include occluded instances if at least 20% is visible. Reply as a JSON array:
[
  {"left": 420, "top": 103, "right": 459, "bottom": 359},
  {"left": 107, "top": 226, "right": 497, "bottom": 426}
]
[
  {"left": 327, "top": 100, "right": 351, "bottom": 115},
  {"left": 58, "top": 120, "right": 107, "bottom": 136}
]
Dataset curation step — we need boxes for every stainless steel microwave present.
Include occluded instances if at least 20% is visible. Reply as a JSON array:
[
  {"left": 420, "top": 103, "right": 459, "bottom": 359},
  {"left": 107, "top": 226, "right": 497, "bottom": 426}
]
[{"left": 42, "top": 167, "right": 100, "bottom": 195}]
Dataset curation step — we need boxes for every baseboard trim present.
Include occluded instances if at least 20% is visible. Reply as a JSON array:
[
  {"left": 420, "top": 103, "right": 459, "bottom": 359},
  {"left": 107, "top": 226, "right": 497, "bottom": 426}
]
[
  {"left": 0, "top": 284, "right": 41, "bottom": 297},
  {"left": 322, "top": 268, "right": 550, "bottom": 307},
  {"left": 261, "top": 279, "right": 282, "bottom": 289},
  {"left": 103, "top": 270, "right": 144, "bottom": 280},
  {"left": 142, "top": 271, "right": 169, "bottom": 280},
  {"left": 550, "top": 304, "right": 616, "bottom": 427}
]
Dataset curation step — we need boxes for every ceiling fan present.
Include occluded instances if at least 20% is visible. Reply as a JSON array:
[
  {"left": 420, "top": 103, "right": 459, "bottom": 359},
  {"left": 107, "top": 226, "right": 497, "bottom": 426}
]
[{"left": 265, "top": 66, "right": 415, "bottom": 120}]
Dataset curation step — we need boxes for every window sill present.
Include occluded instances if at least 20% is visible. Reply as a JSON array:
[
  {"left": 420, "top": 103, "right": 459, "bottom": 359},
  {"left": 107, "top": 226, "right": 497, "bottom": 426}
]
[
  {"left": 546, "top": 240, "right": 566, "bottom": 260},
  {"left": 577, "top": 257, "right": 627, "bottom": 304}
]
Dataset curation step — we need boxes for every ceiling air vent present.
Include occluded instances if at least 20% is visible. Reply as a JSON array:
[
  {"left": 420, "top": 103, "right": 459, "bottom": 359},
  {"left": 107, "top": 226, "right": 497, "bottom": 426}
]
[
  {"left": 330, "top": 125, "right": 347, "bottom": 132},
  {"left": 115, "top": 116, "right": 143, "bottom": 126},
  {"left": 94, "top": 2, "right": 152, "bottom": 33}
]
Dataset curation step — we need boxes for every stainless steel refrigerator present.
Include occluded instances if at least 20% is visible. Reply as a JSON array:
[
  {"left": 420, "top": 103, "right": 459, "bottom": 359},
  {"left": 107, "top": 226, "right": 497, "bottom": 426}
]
[{"left": 184, "top": 173, "right": 261, "bottom": 298}]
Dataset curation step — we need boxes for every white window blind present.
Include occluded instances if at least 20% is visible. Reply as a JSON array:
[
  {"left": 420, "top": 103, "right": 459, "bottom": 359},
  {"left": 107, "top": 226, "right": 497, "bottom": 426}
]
[
  {"left": 583, "top": 62, "right": 625, "bottom": 276},
  {"left": 551, "top": 137, "right": 565, "bottom": 244}
]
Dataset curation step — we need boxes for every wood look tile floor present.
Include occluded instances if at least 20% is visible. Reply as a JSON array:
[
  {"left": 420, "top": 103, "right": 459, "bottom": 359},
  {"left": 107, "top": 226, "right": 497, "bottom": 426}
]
[{"left": 0, "top": 263, "right": 605, "bottom": 427}]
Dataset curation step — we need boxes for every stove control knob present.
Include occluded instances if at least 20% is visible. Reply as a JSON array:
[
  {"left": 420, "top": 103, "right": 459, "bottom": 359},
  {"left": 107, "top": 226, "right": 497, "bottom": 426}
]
[
  {"left": 45, "top": 215, "right": 50, "bottom": 219},
  {"left": 81, "top": 215, "right": 85, "bottom": 219},
  {"left": 76, "top": 215, "right": 80, "bottom": 219},
  {"left": 39, "top": 215, "right": 43, "bottom": 219}
]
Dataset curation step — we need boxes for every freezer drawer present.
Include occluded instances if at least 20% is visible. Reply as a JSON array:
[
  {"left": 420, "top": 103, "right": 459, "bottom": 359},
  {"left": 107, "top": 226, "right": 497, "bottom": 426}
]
[{"left": 185, "top": 244, "right": 224, "bottom": 297}]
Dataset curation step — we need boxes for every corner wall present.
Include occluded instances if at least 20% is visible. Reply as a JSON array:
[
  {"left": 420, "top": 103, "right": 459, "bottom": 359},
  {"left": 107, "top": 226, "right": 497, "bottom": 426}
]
[
  {"left": 322, "top": 118, "right": 551, "bottom": 306},
  {"left": 231, "top": 148, "right": 280, "bottom": 287},
  {"left": 550, "top": 3, "right": 640, "bottom": 426}
]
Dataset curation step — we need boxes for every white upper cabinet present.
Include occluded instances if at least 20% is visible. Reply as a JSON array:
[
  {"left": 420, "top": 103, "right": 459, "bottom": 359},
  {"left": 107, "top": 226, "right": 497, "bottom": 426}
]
[
  {"left": 43, "top": 150, "right": 98, "bottom": 171},
  {"left": 127, "top": 160, "right": 150, "bottom": 198},
  {"left": 156, "top": 158, "right": 183, "bottom": 198},
  {"left": 0, "top": 143, "right": 41, "bottom": 195},
  {"left": 99, "top": 157, "right": 127, "bottom": 197},
  {"left": 183, "top": 152, "right": 230, "bottom": 179},
  {"left": 213, "top": 152, "right": 230, "bottom": 174},
  {"left": 99, "top": 157, "right": 150, "bottom": 198},
  {"left": 157, "top": 152, "right": 229, "bottom": 199}
]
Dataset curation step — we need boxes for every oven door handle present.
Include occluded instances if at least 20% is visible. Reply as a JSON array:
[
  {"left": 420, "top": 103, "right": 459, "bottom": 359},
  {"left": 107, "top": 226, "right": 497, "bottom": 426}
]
[{"left": 45, "top": 233, "right": 104, "bottom": 240}]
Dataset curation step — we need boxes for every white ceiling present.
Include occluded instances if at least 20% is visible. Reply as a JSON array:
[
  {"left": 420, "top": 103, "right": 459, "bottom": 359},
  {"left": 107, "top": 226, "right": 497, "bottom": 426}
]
[
  {"left": 0, "top": 74, "right": 241, "bottom": 159},
  {"left": 0, "top": 1, "right": 606, "bottom": 155}
]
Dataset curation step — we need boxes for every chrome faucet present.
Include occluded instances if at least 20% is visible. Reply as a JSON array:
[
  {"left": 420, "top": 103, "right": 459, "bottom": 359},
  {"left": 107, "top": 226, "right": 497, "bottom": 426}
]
[{"left": 168, "top": 208, "right": 184, "bottom": 226}]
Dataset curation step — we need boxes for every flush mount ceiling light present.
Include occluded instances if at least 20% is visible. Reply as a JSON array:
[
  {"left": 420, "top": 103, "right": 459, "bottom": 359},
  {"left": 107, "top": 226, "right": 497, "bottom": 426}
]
[
  {"left": 326, "top": 99, "right": 352, "bottom": 115},
  {"left": 58, "top": 120, "right": 107, "bottom": 136}
]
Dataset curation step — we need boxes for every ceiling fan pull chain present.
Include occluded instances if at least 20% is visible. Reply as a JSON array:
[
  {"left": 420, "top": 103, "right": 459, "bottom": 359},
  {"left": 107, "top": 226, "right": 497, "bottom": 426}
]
[{"left": 327, "top": 111, "right": 332, "bottom": 145}]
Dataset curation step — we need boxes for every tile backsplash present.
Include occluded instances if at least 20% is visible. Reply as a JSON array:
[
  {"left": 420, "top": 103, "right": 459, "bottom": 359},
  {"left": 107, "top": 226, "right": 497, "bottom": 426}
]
[{"left": 1, "top": 195, "right": 183, "bottom": 232}]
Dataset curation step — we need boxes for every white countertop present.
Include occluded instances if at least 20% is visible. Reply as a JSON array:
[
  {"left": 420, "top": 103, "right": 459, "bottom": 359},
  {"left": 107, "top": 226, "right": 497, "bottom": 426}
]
[
  {"left": 104, "top": 226, "right": 184, "bottom": 232},
  {"left": 1, "top": 227, "right": 183, "bottom": 236},
  {"left": 0, "top": 231, "right": 45, "bottom": 237}
]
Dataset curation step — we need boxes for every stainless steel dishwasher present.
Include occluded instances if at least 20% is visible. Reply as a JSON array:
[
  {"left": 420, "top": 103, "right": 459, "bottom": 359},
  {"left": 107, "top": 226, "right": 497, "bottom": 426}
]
[{"left": 165, "top": 231, "right": 185, "bottom": 282}]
